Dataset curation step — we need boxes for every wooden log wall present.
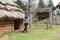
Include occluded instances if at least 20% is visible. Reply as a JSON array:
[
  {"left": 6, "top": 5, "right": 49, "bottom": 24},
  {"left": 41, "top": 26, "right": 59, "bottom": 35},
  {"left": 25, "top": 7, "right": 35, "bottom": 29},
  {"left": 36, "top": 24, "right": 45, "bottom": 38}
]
[
  {"left": 19, "top": 19, "right": 24, "bottom": 31},
  {"left": 0, "top": 21, "right": 14, "bottom": 33}
]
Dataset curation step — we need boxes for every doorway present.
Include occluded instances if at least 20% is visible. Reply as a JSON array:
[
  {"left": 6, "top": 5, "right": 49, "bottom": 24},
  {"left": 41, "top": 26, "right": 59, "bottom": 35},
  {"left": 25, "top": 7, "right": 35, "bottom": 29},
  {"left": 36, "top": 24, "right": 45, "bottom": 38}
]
[{"left": 14, "top": 19, "right": 20, "bottom": 30}]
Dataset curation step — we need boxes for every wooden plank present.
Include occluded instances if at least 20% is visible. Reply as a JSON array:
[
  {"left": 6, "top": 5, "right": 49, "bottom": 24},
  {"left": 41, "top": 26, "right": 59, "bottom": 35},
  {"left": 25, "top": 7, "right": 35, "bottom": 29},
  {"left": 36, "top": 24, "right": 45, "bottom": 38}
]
[
  {"left": 0, "top": 27, "right": 12, "bottom": 29},
  {"left": 11, "top": 21, "right": 14, "bottom": 31},
  {"left": 0, "top": 21, "right": 14, "bottom": 33},
  {"left": 0, "top": 28, "right": 12, "bottom": 33},
  {"left": 0, "top": 25, "right": 12, "bottom": 27},
  {"left": 0, "top": 29, "right": 12, "bottom": 33}
]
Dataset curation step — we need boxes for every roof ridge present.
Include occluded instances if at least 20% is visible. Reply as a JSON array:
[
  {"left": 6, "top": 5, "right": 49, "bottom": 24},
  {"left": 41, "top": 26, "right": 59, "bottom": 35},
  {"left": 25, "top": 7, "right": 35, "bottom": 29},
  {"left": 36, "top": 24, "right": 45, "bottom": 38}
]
[{"left": 0, "top": 1, "right": 20, "bottom": 8}]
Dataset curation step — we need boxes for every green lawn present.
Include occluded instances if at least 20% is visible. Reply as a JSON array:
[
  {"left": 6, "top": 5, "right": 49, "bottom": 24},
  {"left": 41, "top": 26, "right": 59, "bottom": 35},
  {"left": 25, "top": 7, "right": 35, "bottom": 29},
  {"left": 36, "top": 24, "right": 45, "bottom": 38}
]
[{"left": 0, "top": 25, "right": 60, "bottom": 40}]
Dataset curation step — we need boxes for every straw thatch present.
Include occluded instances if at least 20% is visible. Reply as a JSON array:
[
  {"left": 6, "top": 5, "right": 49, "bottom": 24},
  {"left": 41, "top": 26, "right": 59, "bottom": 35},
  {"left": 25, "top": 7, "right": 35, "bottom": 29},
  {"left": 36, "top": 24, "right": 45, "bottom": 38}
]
[
  {"left": 56, "top": 2, "right": 60, "bottom": 8},
  {"left": 0, "top": 0, "right": 25, "bottom": 19},
  {"left": 57, "top": 2, "right": 60, "bottom": 6},
  {"left": 36, "top": 8, "right": 52, "bottom": 13}
]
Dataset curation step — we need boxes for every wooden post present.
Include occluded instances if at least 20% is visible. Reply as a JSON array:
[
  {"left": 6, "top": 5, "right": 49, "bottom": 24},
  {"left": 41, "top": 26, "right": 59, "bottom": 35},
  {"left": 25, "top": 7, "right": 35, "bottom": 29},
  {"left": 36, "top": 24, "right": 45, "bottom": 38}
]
[
  {"left": 19, "top": 19, "right": 24, "bottom": 31},
  {"left": 52, "top": 12, "right": 55, "bottom": 25},
  {"left": 10, "top": 20, "right": 14, "bottom": 31},
  {"left": 49, "top": 12, "right": 52, "bottom": 28},
  {"left": 47, "top": 12, "right": 52, "bottom": 29}
]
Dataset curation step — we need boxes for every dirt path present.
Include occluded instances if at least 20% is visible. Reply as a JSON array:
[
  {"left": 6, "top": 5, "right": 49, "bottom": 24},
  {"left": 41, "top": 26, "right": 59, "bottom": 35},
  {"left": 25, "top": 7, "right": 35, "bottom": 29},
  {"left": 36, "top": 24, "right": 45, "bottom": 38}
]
[{"left": 0, "top": 35, "right": 9, "bottom": 40}]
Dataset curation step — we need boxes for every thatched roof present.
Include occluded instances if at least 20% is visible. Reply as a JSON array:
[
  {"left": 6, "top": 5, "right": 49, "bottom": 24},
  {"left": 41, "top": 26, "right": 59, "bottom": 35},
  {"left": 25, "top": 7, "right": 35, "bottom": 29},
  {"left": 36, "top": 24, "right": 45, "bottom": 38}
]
[
  {"left": 36, "top": 8, "right": 52, "bottom": 13},
  {"left": 0, "top": 0, "right": 25, "bottom": 19},
  {"left": 56, "top": 2, "right": 60, "bottom": 8},
  {"left": 57, "top": 2, "right": 60, "bottom": 6}
]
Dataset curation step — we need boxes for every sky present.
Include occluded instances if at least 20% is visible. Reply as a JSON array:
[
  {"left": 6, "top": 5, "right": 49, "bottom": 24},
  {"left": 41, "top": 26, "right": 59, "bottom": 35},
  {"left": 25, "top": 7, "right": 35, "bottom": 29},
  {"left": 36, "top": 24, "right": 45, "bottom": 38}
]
[
  {"left": 53, "top": 0, "right": 60, "bottom": 6},
  {"left": 21, "top": 0, "right": 60, "bottom": 7},
  {"left": 14, "top": 0, "right": 60, "bottom": 7}
]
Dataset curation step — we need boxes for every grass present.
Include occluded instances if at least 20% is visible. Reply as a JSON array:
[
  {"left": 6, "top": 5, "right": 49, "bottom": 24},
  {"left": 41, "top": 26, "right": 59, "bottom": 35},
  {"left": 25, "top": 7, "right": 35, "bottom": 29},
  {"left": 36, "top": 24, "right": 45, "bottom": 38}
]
[
  {"left": 0, "top": 25, "right": 60, "bottom": 40},
  {"left": 0, "top": 19, "right": 60, "bottom": 40}
]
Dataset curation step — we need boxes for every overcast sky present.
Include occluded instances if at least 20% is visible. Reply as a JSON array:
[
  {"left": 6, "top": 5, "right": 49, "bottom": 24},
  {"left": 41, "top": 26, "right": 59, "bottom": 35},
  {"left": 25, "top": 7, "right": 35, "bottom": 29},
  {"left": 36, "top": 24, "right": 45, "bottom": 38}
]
[
  {"left": 53, "top": 0, "right": 60, "bottom": 6},
  {"left": 21, "top": 0, "right": 60, "bottom": 6}
]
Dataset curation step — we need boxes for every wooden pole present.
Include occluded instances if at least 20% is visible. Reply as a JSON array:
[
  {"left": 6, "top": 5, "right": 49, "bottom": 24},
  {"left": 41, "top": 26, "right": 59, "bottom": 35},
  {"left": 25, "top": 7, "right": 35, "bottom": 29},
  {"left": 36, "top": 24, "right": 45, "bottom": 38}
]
[
  {"left": 47, "top": 12, "right": 52, "bottom": 29},
  {"left": 49, "top": 12, "right": 52, "bottom": 28}
]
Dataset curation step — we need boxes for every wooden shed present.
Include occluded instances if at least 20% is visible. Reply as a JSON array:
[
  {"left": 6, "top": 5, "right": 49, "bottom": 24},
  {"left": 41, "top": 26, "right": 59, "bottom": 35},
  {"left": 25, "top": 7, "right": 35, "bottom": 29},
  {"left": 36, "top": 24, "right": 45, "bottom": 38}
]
[
  {"left": 0, "top": 0, "right": 25, "bottom": 33},
  {"left": 36, "top": 8, "right": 52, "bottom": 21},
  {"left": 36, "top": 8, "right": 53, "bottom": 28}
]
